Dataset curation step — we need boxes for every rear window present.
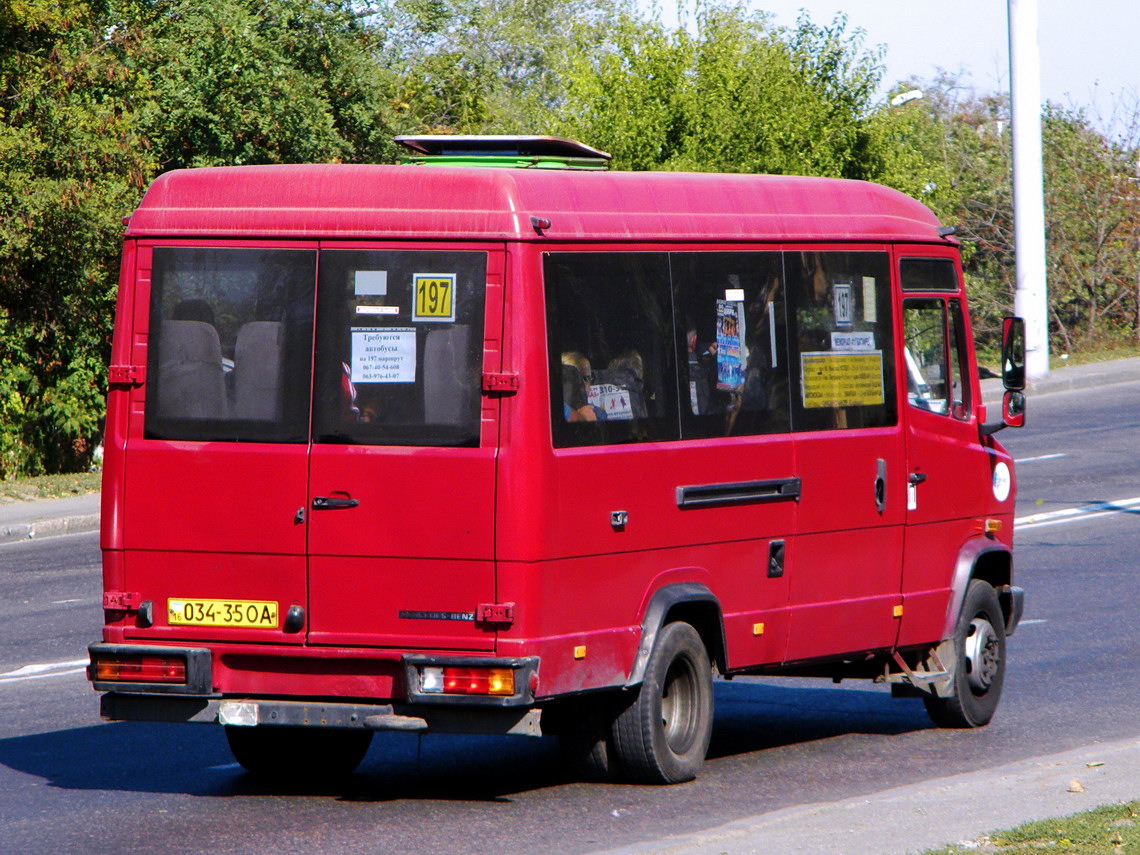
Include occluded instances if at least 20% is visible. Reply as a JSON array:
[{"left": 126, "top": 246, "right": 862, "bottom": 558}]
[
  {"left": 144, "top": 247, "right": 316, "bottom": 443},
  {"left": 312, "top": 250, "right": 487, "bottom": 447}
]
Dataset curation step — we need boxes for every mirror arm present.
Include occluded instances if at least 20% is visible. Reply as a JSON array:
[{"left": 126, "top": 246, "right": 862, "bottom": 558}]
[{"left": 979, "top": 420, "right": 1007, "bottom": 438}]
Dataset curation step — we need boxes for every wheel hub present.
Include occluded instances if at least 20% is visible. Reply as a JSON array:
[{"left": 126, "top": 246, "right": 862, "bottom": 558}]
[{"left": 964, "top": 617, "right": 1001, "bottom": 693}]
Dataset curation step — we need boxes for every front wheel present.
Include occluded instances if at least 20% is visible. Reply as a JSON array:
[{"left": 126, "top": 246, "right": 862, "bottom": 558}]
[
  {"left": 924, "top": 579, "right": 1007, "bottom": 728},
  {"left": 611, "top": 621, "right": 714, "bottom": 784},
  {"left": 225, "top": 726, "right": 373, "bottom": 779}
]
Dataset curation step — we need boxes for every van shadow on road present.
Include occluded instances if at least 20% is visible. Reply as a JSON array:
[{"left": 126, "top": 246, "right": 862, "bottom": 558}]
[{"left": 0, "top": 681, "right": 932, "bottom": 802}]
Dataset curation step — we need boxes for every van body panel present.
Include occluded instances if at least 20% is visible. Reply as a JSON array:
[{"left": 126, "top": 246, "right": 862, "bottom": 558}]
[{"left": 787, "top": 429, "right": 906, "bottom": 660}]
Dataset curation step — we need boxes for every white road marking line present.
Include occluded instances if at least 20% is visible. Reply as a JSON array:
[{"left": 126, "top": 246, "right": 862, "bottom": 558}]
[
  {"left": 1017, "top": 619, "right": 1047, "bottom": 626},
  {"left": 51, "top": 598, "right": 84, "bottom": 604},
  {"left": 1015, "top": 496, "right": 1140, "bottom": 530},
  {"left": 1015, "top": 453, "right": 1067, "bottom": 463},
  {"left": 0, "top": 658, "right": 89, "bottom": 685}
]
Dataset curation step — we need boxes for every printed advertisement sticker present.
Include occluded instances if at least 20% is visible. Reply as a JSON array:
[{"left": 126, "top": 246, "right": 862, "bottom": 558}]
[
  {"left": 831, "top": 331, "right": 875, "bottom": 351},
  {"left": 351, "top": 327, "right": 416, "bottom": 383},
  {"left": 801, "top": 351, "right": 884, "bottom": 408}
]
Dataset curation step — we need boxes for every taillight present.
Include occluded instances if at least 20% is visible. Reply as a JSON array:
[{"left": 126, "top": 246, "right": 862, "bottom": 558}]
[
  {"left": 420, "top": 666, "right": 515, "bottom": 696},
  {"left": 92, "top": 653, "right": 187, "bottom": 684}
]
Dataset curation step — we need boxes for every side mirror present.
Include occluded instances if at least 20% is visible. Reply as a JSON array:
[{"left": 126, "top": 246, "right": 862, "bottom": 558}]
[
  {"left": 1002, "top": 389, "right": 1026, "bottom": 429},
  {"left": 1001, "top": 316, "right": 1026, "bottom": 391},
  {"left": 980, "top": 316, "right": 1027, "bottom": 437}
]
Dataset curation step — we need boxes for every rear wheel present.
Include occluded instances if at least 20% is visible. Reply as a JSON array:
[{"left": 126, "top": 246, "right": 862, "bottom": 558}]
[
  {"left": 611, "top": 621, "right": 714, "bottom": 784},
  {"left": 924, "top": 579, "right": 1007, "bottom": 728},
  {"left": 225, "top": 726, "right": 373, "bottom": 779}
]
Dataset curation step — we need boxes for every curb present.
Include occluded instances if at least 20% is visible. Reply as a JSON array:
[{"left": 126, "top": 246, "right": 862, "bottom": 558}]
[{"left": 0, "top": 512, "right": 100, "bottom": 545}]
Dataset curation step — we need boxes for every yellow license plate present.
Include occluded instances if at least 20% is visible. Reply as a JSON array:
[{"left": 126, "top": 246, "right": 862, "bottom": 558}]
[{"left": 168, "top": 598, "right": 279, "bottom": 628}]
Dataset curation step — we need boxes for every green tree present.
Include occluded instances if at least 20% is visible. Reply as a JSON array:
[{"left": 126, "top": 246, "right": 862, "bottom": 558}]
[
  {"left": 1, "top": 0, "right": 403, "bottom": 477},
  {"left": 0, "top": 0, "right": 150, "bottom": 476},
  {"left": 541, "top": 5, "right": 884, "bottom": 176},
  {"left": 1042, "top": 104, "right": 1140, "bottom": 351}
]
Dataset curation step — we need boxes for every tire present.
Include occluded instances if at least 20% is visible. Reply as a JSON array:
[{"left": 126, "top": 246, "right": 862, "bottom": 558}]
[
  {"left": 924, "top": 579, "right": 1007, "bottom": 728},
  {"left": 611, "top": 621, "right": 714, "bottom": 784},
  {"left": 225, "top": 726, "right": 373, "bottom": 779}
]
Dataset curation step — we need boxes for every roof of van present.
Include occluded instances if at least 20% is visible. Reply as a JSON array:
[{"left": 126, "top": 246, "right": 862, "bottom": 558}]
[{"left": 126, "top": 164, "right": 950, "bottom": 244}]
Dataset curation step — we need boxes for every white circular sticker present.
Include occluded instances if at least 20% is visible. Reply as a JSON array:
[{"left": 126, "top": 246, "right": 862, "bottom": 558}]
[{"left": 992, "top": 461, "right": 1012, "bottom": 503}]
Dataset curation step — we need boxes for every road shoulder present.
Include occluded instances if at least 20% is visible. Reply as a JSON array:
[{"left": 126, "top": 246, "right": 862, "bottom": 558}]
[{"left": 595, "top": 735, "right": 1140, "bottom": 855}]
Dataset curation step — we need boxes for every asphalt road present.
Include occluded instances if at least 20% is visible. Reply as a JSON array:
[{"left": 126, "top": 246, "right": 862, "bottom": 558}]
[{"left": 1, "top": 380, "right": 1138, "bottom": 855}]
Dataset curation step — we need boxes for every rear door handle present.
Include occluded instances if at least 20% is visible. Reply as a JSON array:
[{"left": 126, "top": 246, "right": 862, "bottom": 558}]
[
  {"left": 909, "top": 472, "right": 928, "bottom": 485},
  {"left": 312, "top": 496, "right": 360, "bottom": 511}
]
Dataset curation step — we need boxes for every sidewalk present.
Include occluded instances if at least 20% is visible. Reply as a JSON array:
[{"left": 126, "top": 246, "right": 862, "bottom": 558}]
[
  {"left": 0, "top": 492, "right": 100, "bottom": 544},
  {"left": 596, "top": 736, "right": 1140, "bottom": 855},
  {"left": 980, "top": 354, "right": 1140, "bottom": 405}
]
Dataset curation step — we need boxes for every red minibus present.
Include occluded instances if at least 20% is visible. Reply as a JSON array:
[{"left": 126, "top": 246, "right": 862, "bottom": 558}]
[{"left": 89, "top": 136, "right": 1026, "bottom": 784}]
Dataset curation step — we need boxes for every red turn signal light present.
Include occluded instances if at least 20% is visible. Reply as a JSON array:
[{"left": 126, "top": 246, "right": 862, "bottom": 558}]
[
  {"left": 420, "top": 666, "right": 514, "bottom": 696},
  {"left": 92, "top": 653, "right": 187, "bottom": 684}
]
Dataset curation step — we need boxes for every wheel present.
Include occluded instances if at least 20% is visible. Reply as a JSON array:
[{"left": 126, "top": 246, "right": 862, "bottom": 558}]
[
  {"left": 611, "top": 621, "right": 714, "bottom": 784},
  {"left": 225, "top": 725, "right": 373, "bottom": 779},
  {"left": 924, "top": 579, "right": 1007, "bottom": 728}
]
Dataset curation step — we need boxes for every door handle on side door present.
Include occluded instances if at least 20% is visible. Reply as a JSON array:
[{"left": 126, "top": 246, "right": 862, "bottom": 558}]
[{"left": 312, "top": 496, "right": 360, "bottom": 510}]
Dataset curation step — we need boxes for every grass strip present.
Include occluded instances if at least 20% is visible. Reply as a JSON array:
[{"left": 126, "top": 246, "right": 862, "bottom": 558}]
[
  {"left": 0, "top": 472, "right": 102, "bottom": 503},
  {"left": 925, "top": 800, "right": 1139, "bottom": 853}
]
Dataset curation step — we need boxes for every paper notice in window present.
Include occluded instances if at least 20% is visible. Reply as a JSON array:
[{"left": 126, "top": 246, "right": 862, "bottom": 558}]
[
  {"left": 351, "top": 327, "right": 416, "bottom": 383},
  {"left": 801, "top": 351, "right": 884, "bottom": 408}
]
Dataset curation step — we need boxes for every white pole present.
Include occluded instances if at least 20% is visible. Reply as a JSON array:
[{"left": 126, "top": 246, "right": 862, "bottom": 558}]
[{"left": 1008, "top": 0, "right": 1050, "bottom": 379}]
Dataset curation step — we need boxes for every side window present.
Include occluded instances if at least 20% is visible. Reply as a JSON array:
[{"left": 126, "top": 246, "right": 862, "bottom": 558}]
[
  {"left": 903, "top": 300, "right": 948, "bottom": 413},
  {"left": 312, "top": 250, "right": 487, "bottom": 447},
  {"left": 948, "top": 300, "right": 970, "bottom": 418},
  {"left": 904, "top": 298, "right": 971, "bottom": 420},
  {"left": 144, "top": 247, "right": 316, "bottom": 443},
  {"left": 545, "top": 253, "right": 678, "bottom": 447},
  {"left": 672, "top": 252, "right": 790, "bottom": 438},
  {"left": 785, "top": 251, "right": 896, "bottom": 431}
]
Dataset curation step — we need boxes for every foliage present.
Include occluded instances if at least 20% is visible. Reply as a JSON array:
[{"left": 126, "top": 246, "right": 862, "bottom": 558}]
[
  {"left": 372, "top": 0, "right": 630, "bottom": 131},
  {"left": 0, "top": 0, "right": 150, "bottom": 477},
  {"left": 540, "top": 5, "right": 884, "bottom": 176},
  {"left": 0, "top": 0, "right": 401, "bottom": 477},
  {"left": 869, "top": 76, "right": 1140, "bottom": 354}
]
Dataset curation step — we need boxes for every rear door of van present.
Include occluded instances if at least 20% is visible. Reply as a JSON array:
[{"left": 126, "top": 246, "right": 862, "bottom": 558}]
[
  {"left": 121, "top": 243, "right": 317, "bottom": 646},
  {"left": 305, "top": 245, "right": 503, "bottom": 651}
]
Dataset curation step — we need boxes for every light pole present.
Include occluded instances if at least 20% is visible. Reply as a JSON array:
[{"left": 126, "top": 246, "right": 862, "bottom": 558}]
[{"left": 1008, "top": 0, "right": 1050, "bottom": 379}]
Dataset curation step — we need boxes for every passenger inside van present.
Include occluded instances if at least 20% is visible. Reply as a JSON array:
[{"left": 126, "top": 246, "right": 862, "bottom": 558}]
[{"left": 561, "top": 364, "right": 598, "bottom": 422}]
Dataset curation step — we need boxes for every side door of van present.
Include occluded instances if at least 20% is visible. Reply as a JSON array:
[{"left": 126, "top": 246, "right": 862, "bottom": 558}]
[
  {"left": 120, "top": 243, "right": 317, "bottom": 645},
  {"left": 896, "top": 254, "right": 993, "bottom": 645},
  {"left": 305, "top": 244, "right": 503, "bottom": 651},
  {"left": 782, "top": 248, "right": 906, "bottom": 661}
]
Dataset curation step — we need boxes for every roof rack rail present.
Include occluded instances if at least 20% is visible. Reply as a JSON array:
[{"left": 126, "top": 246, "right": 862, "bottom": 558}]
[{"left": 394, "top": 135, "right": 612, "bottom": 170}]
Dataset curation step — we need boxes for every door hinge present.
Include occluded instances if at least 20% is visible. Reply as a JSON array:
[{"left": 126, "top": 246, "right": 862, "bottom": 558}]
[
  {"left": 103, "top": 590, "right": 142, "bottom": 610},
  {"left": 481, "top": 372, "right": 519, "bottom": 395},
  {"left": 108, "top": 365, "right": 146, "bottom": 386},
  {"left": 475, "top": 602, "right": 515, "bottom": 627}
]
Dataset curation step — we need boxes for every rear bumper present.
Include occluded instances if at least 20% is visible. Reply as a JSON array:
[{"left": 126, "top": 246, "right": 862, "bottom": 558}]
[
  {"left": 98, "top": 692, "right": 543, "bottom": 737},
  {"left": 89, "top": 642, "right": 543, "bottom": 734}
]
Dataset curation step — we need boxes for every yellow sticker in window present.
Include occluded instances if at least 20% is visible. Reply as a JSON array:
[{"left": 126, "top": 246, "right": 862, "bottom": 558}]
[
  {"left": 412, "top": 273, "right": 456, "bottom": 322},
  {"left": 801, "top": 351, "right": 885, "bottom": 408}
]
